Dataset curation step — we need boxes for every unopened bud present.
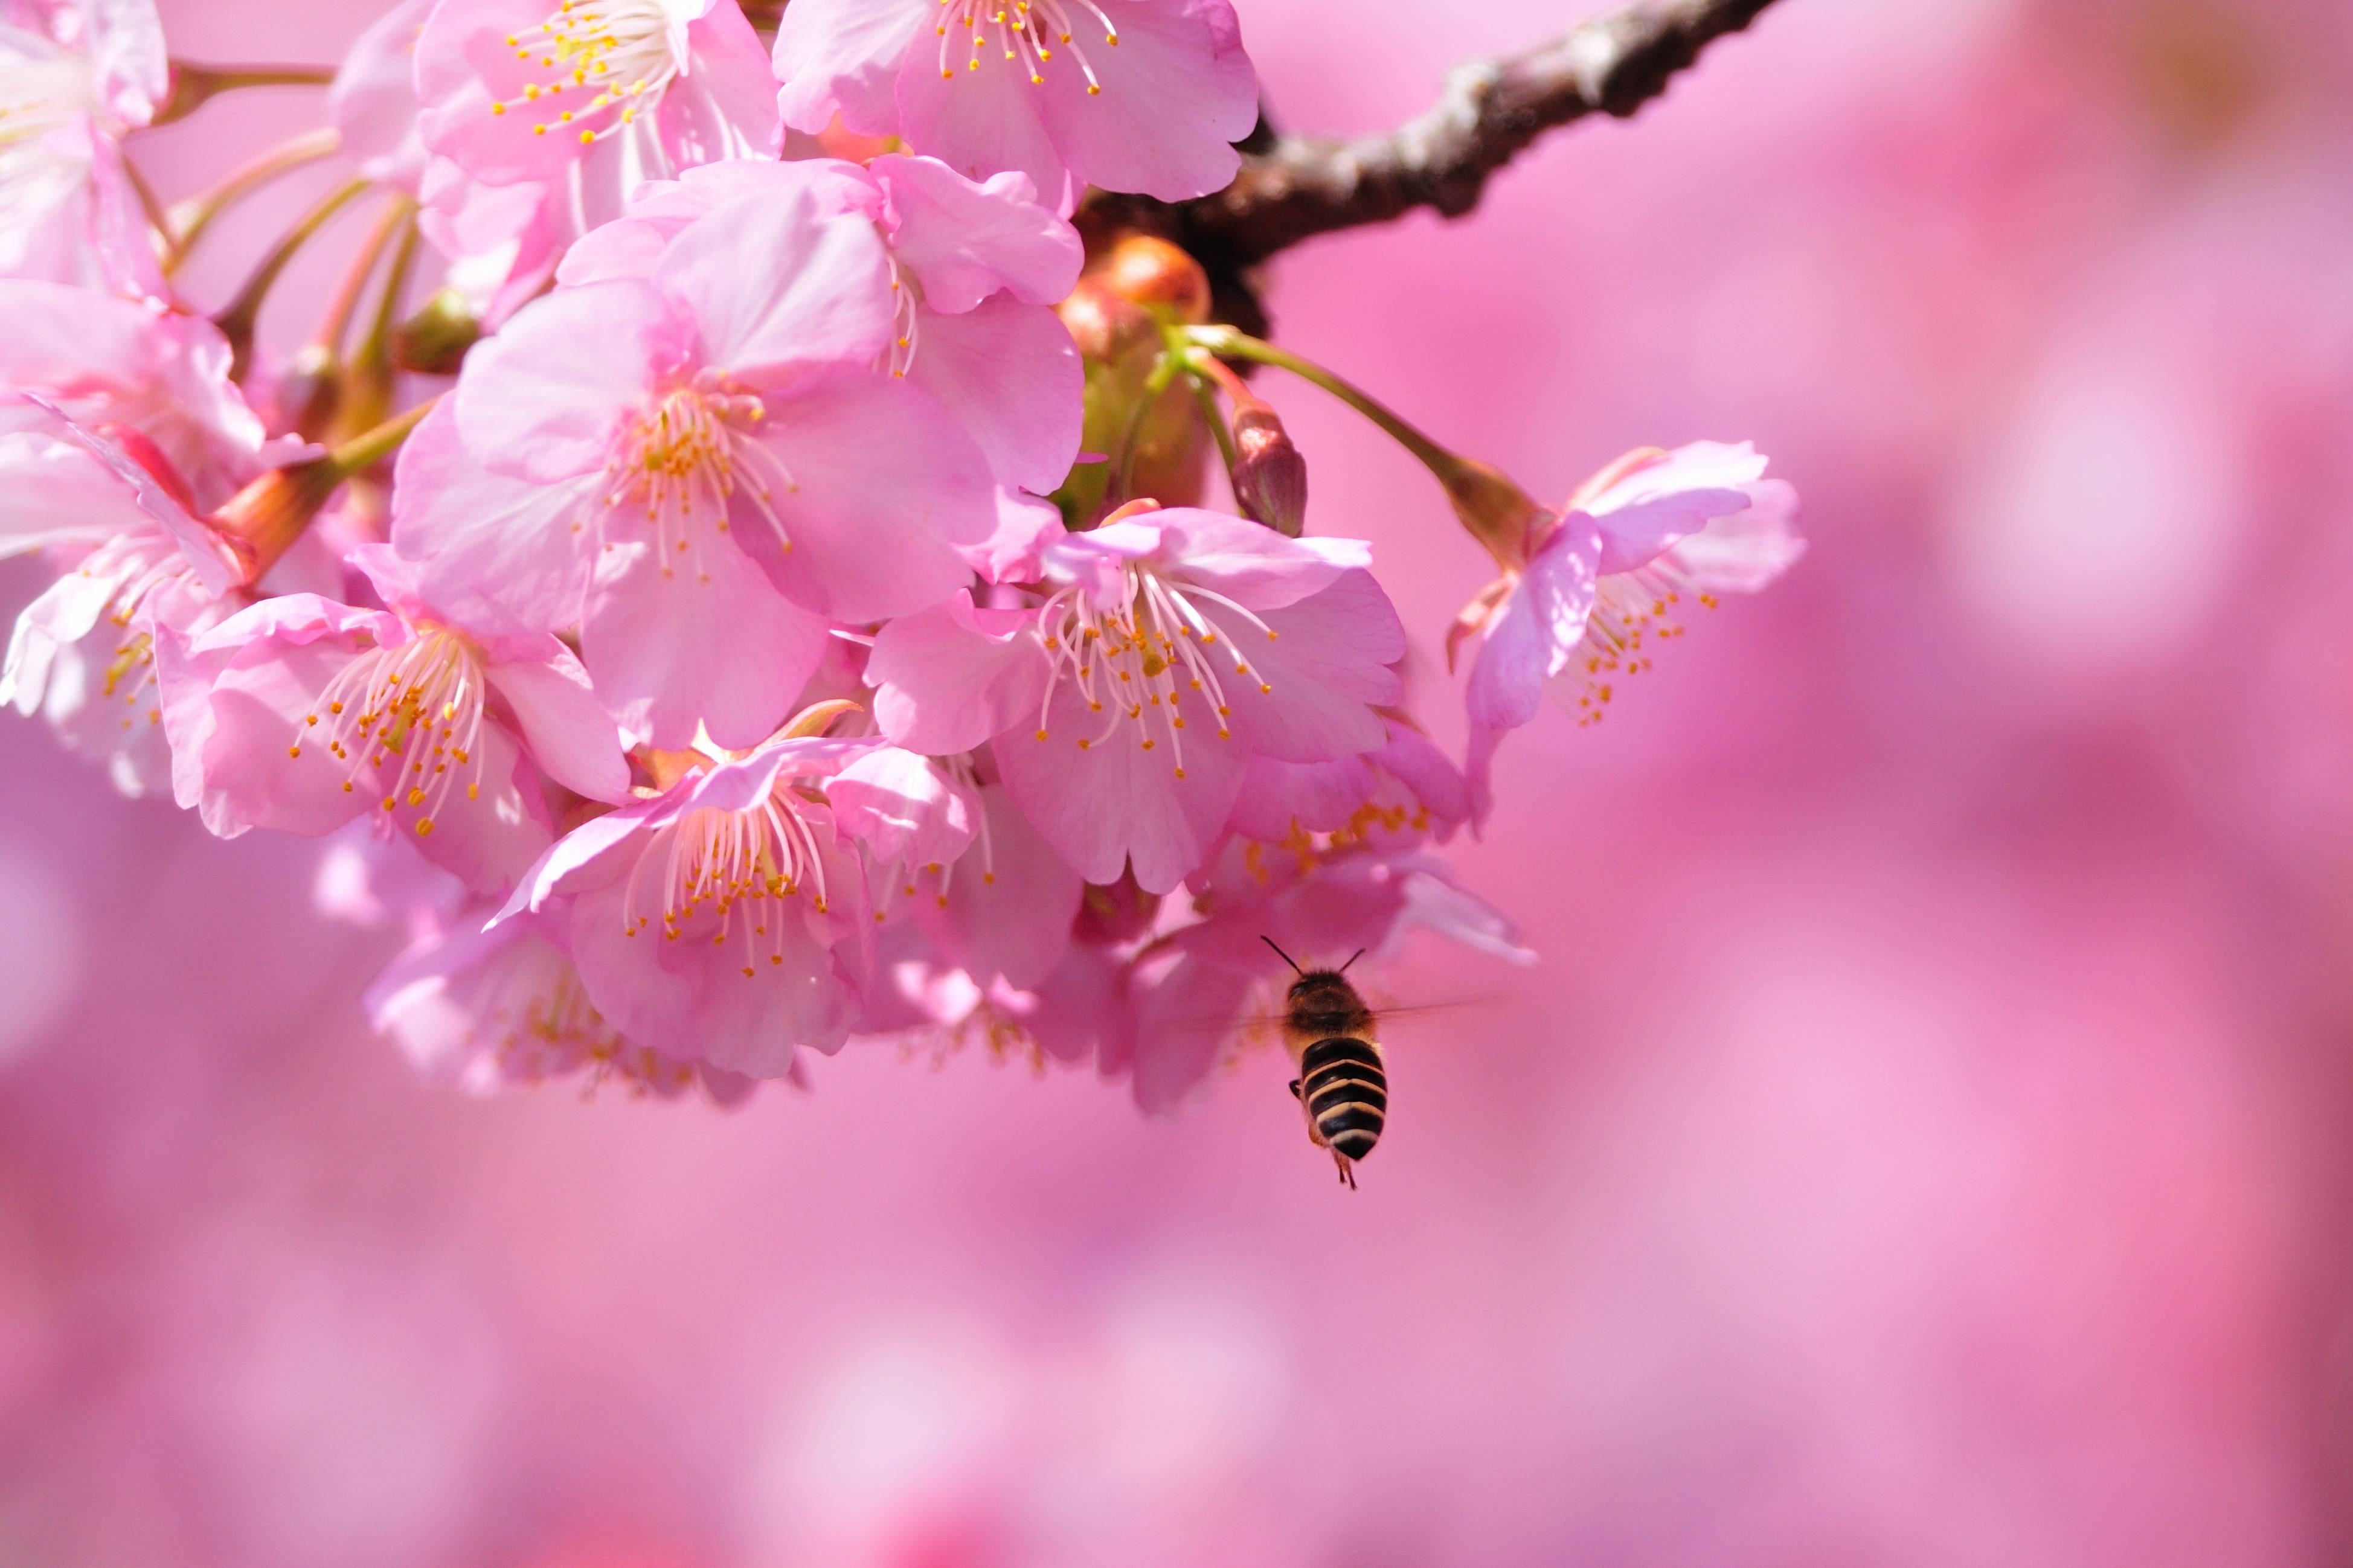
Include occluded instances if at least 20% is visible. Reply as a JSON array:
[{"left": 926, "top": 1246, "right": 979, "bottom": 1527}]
[
  {"left": 1230, "top": 403, "right": 1307, "bottom": 537},
  {"left": 1097, "top": 234, "right": 1211, "bottom": 325},
  {"left": 277, "top": 342, "right": 342, "bottom": 443},
  {"left": 392, "top": 288, "right": 482, "bottom": 377},
  {"left": 207, "top": 457, "right": 348, "bottom": 585}
]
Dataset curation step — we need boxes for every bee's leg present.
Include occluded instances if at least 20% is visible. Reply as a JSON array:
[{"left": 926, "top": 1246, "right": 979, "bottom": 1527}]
[
  {"left": 1288, "top": 1079, "right": 1302, "bottom": 1099},
  {"left": 1333, "top": 1150, "right": 1356, "bottom": 1189}
]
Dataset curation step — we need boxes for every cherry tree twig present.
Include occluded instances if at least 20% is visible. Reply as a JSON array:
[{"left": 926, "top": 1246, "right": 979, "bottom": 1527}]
[{"left": 1083, "top": 0, "right": 1786, "bottom": 278}]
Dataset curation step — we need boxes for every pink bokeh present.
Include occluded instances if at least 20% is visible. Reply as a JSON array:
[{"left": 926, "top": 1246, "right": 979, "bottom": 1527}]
[{"left": 4, "top": 0, "right": 2353, "bottom": 1561}]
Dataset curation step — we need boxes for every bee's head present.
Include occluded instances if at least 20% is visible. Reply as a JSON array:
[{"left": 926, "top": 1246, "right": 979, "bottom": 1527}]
[{"left": 1286, "top": 970, "right": 1362, "bottom": 1015}]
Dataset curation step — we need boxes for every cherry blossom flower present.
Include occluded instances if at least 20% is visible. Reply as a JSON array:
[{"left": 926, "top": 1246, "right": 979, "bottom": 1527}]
[
  {"left": 866, "top": 506, "right": 1406, "bottom": 894},
  {"left": 1122, "top": 837, "right": 1531, "bottom": 1112},
  {"left": 495, "top": 735, "right": 903, "bottom": 1075},
  {"left": 0, "top": 280, "right": 270, "bottom": 507},
  {"left": 1453, "top": 443, "right": 1805, "bottom": 803},
  {"left": 159, "top": 545, "right": 630, "bottom": 897},
  {"left": 366, "top": 901, "right": 762, "bottom": 1102},
  {"left": 555, "top": 153, "right": 1085, "bottom": 496},
  {"left": 415, "top": 0, "right": 781, "bottom": 231},
  {"left": 772, "top": 0, "right": 1257, "bottom": 213},
  {"left": 391, "top": 182, "right": 998, "bottom": 748},
  {"left": 0, "top": 393, "right": 243, "bottom": 795},
  {"left": 0, "top": 0, "right": 167, "bottom": 296}
]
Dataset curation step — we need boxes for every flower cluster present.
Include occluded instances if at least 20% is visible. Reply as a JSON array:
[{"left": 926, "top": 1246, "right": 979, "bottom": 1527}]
[{"left": 0, "top": 0, "right": 1802, "bottom": 1110}]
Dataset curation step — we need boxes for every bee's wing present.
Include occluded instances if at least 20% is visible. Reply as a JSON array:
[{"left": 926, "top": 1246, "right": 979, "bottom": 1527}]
[{"left": 1154, "top": 997, "right": 1493, "bottom": 1044}]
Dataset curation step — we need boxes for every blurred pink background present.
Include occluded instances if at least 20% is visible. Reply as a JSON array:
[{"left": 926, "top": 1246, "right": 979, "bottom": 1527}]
[{"left": 6, "top": 0, "right": 2353, "bottom": 1561}]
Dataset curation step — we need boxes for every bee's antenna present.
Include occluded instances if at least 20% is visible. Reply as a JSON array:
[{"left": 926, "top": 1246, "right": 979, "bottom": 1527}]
[
  {"left": 1261, "top": 935, "right": 1305, "bottom": 976},
  {"left": 1338, "top": 947, "right": 1367, "bottom": 974}
]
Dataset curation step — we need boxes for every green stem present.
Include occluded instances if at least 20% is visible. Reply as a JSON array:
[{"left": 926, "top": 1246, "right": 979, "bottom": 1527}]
[
  {"left": 329, "top": 396, "right": 436, "bottom": 476},
  {"left": 1188, "top": 325, "right": 1456, "bottom": 475},
  {"left": 313, "top": 195, "right": 416, "bottom": 356},
  {"left": 165, "top": 127, "right": 341, "bottom": 273},
  {"left": 353, "top": 219, "right": 423, "bottom": 370},
  {"left": 1109, "top": 348, "right": 1185, "bottom": 507},
  {"left": 156, "top": 62, "right": 338, "bottom": 125},
  {"left": 1187, "top": 368, "right": 1239, "bottom": 473},
  {"left": 214, "top": 177, "right": 369, "bottom": 380}
]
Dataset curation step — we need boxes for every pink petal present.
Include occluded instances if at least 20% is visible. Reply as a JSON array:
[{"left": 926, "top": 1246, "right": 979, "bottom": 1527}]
[
  {"left": 1583, "top": 440, "right": 1769, "bottom": 575},
  {"left": 553, "top": 216, "right": 672, "bottom": 286},
  {"left": 653, "top": 184, "right": 895, "bottom": 386},
  {"left": 1146, "top": 507, "right": 1371, "bottom": 609},
  {"left": 1666, "top": 478, "right": 1807, "bottom": 593},
  {"left": 1463, "top": 517, "right": 1601, "bottom": 734},
  {"left": 548, "top": 797, "right": 874, "bottom": 1070},
  {"left": 415, "top": 0, "right": 590, "bottom": 185},
  {"left": 869, "top": 153, "right": 1082, "bottom": 310},
  {"left": 905, "top": 296, "right": 1082, "bottom": 493},
  {"left": 0, "top": 421, "right": 179, "bottom": 557},
  {"left": 750, "top": 375, "right": 996, "bottom": 621},
  {"left": 1129, "top": 953, "right": 1257, "bottom": 1113},
  {"left": 390, "top": 398, "right": 597, "bottom": 632},
  {"left": 497, "top": 799, "right": 661, "bottom": 923},
  {"left": 330, "top": 0, "right": 432, "bottom": 190},
  {"left": 404, "top": 715, "right": 554, "bottom": 897},
  {"left": 568, "top": 874, "right": 858, "bottom": 1072},
  {"left": 1373, "top": 721, "right": 1472, "bottom": 834},
  {"left": 453, "top": 278, "right": 684, "bottom": 481},
  {"left": 168, "top": 613, "right": 374, "bottom": 840},
  {"left": 826, "top": 746, "right": 977, "bottom": 868},
  {"left": 922, "top": 781, "right": 1080, "bottom": 990},
  {"left": 582, "top": 535, "right": 830, "bottom": 749},
  {"left": 482, "top": 641, "right": 634, "bottom": 803},
  {"left": 1198, "top": 568, "right": 1401, "bottom": 764},
  {"left": 865, "top": 589, "right": 1048, "bottom": 755},
  {"left": 992, "top": 681, "right": 1246, "bottom": 893},
  {"left": 895, "top": 44, "right": 1075, "bottom": 214},
  {"left": 1033, "top": 0, "right": 1256, "bottom": 203},
  {"left": 772, "top": 0, "right": 925, "bottom": 138},
  {"left": 1228, "top": 753, "right": 1377, "bottom": 842},
  {"left": 965, "top": 487, "right": 1065, "bottom": 584},
  {"left": 662, "top": 3, "right": 785, "bottom": 164}
]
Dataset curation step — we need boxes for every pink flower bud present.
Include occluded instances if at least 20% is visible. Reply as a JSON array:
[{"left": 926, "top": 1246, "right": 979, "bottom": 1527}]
[
  {"left": 391, "top": 289, "right": 481, "bottom": 377},
  {"left": 1230, "top": 403, "right": 1307, "bottom": 537}
]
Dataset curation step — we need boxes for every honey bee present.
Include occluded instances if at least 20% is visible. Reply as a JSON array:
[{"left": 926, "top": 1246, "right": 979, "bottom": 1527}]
[{"left": 1264, "top": 937, "right": 1385, "bottom": 1189}]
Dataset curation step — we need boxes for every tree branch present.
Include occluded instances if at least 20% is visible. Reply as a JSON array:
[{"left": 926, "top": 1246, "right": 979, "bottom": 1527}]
[{"left": 1085, "top": 0, "right": 1784, "bottom": 272}]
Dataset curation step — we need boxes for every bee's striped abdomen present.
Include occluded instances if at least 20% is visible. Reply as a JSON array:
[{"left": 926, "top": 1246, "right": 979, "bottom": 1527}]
[{"left": 1298, "top": 1035, "right": 1386, "bottom": 1162}]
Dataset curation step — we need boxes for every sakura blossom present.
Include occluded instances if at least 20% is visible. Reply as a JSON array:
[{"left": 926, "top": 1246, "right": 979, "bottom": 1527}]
[
  {"left": 393, "top": 180, "right": 998, "bottom": 747},
  {"left": 866, "top": 504, "right": 1404, "bottom": 892},
  {"left": 0, "top": 394, "right": 243, "bottom": 795},
  {"left": 772, "top": 0, "right": 1257, "bottom": 212},
  {"left": 159, "top": 545, "right": 629, "bottom": 895},
  {"left": 0, "top": 0, "right": 168, "bottom": 295},
  {"left": 1451, "top": 442, "right": 1805, "bottom": 803},
  {"left": 494, "top": 735, "right": 889, "bottom": 1075}
]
